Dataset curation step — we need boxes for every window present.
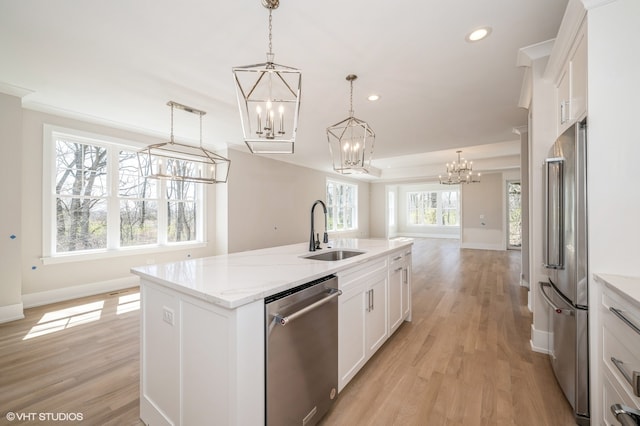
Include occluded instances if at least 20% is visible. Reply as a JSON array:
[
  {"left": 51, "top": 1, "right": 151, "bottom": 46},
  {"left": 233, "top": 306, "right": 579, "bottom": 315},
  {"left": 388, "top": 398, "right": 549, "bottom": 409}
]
[
  {"left": 407, "top": 190, "right": 459, "bottom": 226},
  {"left": 326, "top": 180, "right": 357, "bottom": 232},
  {"left": 43, "top": 126, "right": 204, "bottom": 259},
  {"left": 388, "top": 190, "right": 395, "bottom": 227}
]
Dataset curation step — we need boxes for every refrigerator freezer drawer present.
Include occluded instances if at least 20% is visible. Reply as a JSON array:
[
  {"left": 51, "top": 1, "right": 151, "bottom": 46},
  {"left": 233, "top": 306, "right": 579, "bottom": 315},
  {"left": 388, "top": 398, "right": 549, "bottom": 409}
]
[{"left": 540, "top": 281, "right": 589, "bottom": 420}]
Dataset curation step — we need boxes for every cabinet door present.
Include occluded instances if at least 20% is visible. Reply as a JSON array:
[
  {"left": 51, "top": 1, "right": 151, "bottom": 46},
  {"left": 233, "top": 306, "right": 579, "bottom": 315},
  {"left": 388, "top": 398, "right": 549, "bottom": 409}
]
[
  {"left": 366, "top": 275, "right": 388, "bottom": 355},
  {"left": 338, "top": 283, "right": 367, "bottom": 391},
  {"left": 571, "top": 32, "right": 587, "bottom": 121},
  {"left": 388, "top": 264, "right": 403, "bottom": 333},
  {"left": 557, "top": 67, "right": 571, "bottom": 134}
]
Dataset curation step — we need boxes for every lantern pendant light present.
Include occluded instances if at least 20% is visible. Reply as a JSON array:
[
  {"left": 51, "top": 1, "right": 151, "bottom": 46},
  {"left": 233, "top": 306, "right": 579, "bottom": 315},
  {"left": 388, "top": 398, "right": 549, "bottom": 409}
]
[
  {"left": 326, "top": 74, "right": 375, "bottom": 174},
  {"left": 138, "top": 101, "right": 230, "bottom": 184},
  {"left": 232, "top": 0, "right": 302, "bottom": 154}
]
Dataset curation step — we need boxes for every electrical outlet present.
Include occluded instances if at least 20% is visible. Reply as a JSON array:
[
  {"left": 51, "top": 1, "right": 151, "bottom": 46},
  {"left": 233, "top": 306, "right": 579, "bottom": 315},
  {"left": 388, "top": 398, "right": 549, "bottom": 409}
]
[{"left": 163, "top": 307, "right": 175, "bottom": 326}]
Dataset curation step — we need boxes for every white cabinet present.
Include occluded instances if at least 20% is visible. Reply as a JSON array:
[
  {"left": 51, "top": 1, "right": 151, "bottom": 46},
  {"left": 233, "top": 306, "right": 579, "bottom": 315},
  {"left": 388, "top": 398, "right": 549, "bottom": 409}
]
[
  {"left": 365, "top": 272, "right": 389, "bottom": 354},
  {"left": 337, "top": 258, "right": 388, "bottom": 391},
  {"left": 556, "top": 21, "right": 588, "bottom": 135},
  {"left": 388, "top": 249, "right": 412, "bottom": 334},
  {"left": 595, "top": 274, "right": 640, "bottom": 425},
  {"left": 337, "top": 247, "right": 413, "bottom": 392}
]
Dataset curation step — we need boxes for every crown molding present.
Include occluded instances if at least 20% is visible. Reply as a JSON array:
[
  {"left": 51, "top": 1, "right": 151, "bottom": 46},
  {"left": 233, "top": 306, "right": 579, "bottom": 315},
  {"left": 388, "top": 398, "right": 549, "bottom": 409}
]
[
  {"left": 0, "top": 81, "right": 34, "bottom": 98},
  {"left": 544, "top": 0, "right": 588, "bottom": 82}
]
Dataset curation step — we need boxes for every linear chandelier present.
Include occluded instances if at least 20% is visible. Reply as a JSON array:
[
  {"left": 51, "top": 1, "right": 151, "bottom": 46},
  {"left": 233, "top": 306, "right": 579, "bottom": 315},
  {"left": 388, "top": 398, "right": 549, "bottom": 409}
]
[
  {"left": 326, "top": 74, "right": 375, "bottom": 174},
  {"left": 439, "top": 150, "right": 481, "bottom": 185},
  {"left": 232, "top": 0, "right": 301, "bottom": 154},
  {"left": 138, "top": 101, "right": 230, "bottom": 184}
]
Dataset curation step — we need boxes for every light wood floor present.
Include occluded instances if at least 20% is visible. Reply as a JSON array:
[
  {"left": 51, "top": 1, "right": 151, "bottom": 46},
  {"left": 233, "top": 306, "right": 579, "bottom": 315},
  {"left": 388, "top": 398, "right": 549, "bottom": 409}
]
[{"left": 0, "top": 238, "right": 575, "bottom": 425}]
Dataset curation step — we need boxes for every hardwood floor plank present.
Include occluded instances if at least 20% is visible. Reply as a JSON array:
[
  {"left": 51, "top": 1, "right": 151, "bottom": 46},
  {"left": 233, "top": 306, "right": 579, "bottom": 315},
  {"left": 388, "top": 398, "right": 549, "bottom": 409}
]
[{"left": 321, "top": 239, "right": 576, "bottom": 425}]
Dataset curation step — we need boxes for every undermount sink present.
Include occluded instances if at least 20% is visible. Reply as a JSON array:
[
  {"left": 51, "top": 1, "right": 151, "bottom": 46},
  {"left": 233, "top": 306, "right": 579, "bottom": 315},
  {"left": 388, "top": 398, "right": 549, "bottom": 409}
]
[{"left": 303, "top": 249, "right": 365, "bottom": 261}]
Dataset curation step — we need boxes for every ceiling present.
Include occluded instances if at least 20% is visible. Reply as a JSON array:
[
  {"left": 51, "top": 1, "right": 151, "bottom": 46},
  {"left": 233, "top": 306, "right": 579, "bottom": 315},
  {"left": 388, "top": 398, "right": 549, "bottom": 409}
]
[{"left": 0, "top": 0, "right": 568, "bottom": 181}]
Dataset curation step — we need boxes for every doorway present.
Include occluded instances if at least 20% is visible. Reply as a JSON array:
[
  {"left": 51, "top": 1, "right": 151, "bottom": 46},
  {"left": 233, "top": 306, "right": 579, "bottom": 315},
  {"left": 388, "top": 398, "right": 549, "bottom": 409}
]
[{"left": 507, "top": 181, "right": 522, "bottom": 250}]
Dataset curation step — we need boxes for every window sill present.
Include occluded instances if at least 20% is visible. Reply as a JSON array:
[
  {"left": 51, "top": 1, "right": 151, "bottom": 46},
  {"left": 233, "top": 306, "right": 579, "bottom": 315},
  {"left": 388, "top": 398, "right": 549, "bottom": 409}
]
[{"left": 40, "top": 242, "right": 207, "bottom": 265}]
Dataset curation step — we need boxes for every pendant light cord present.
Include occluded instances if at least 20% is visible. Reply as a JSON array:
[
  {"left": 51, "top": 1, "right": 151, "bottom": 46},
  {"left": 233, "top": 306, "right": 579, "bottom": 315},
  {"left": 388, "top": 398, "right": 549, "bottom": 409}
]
[
  {"left": 169, "top": 102, "right": 175, "bottom": 144},
  {"left": 268, "top": 9, "right": 273, "bottom": 57},
  {"left": 349, "top": 78, "right": 354, "bottom": 117}
]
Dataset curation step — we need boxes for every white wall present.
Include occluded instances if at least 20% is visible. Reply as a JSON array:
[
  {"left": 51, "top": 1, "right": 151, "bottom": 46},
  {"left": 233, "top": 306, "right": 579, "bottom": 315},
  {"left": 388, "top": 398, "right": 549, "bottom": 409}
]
[
  {"left": 461, "top": 172, "right": 506, "bottom": 250},
  {"left": 0, "top": 93, "right": 24, "bottom": 322},
  {"left": 369, "top": 183, "right": 388, "bottom": 239},
  {"left": 587, "top": 0, "right": 640, "bottom": 278},
  {"left": 225, "top": 149, "right": 370, "bottom": 253},
  {"left": 587, "top": 3, "right": 640, "bottom": 420}
]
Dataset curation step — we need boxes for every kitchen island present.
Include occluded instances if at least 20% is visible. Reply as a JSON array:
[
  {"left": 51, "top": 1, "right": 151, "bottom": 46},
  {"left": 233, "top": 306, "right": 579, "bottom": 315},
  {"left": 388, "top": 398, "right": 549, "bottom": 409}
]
[{"left": 132, "top": 238, "right": 413, "bottom": 426}]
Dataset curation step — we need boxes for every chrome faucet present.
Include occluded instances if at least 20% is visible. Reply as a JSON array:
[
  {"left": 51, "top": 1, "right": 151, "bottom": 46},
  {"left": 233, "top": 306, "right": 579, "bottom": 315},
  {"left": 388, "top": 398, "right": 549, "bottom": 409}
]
[{"left": 309, "top": 200, "right": 329, "bottom": 251}]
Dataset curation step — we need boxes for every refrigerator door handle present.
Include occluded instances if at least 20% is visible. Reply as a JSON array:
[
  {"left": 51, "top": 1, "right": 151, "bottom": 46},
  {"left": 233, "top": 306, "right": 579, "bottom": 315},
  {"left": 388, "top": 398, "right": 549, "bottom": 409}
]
[
  {"left": 539, "top": 281, "right": 574, "bottom": 316},
  {"left": 544, "top": 157, "right": 564, "bottom": 269}
]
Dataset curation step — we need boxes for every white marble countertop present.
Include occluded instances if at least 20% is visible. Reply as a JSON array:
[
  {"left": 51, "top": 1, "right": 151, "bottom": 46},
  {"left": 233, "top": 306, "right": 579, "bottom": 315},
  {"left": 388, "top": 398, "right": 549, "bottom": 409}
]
[
  {"left": 131, "top": 238, "right": 413, "bottom": 309},
  {"left": 594, "top": 273, "right": 640, "bottom": 310}
]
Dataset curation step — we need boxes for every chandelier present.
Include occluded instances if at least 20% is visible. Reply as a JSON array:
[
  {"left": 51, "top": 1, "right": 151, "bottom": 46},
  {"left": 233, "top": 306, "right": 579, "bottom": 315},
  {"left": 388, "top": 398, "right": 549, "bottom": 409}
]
[
  {"left": 137, "top": 101, "right": 230, "bottom": 184},
  {"left": 232, "top": 0, "right": 301, "bottom": 154},
  {"left": 326, "top": 74, "right": 375, "bottom": 174},
  {"left": 439, "top": 150, "right": 481, "bottom": 185}
]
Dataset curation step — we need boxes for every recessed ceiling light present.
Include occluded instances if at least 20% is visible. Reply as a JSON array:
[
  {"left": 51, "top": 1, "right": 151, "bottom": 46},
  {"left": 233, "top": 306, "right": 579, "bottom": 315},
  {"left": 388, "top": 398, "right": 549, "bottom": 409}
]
[
  {"left": 368, "top": 94, "right": 380, "bottom": 101},
  {"left": 466, "top": 26, "right": 492, "bottom": 42}
]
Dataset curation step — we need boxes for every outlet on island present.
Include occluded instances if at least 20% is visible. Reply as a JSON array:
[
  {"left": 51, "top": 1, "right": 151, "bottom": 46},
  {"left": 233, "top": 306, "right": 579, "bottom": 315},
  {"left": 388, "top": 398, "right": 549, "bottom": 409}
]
[{"left": 162, "top": 307, "right": 175, "bottom": 326}]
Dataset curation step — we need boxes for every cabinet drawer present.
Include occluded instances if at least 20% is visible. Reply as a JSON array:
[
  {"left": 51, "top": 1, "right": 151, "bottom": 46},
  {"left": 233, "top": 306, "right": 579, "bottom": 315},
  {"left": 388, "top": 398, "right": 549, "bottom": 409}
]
[
  {"left": 602, "top": 292, "right": 640, "bottom": 403},
  {"left": 603, "top": 372, "right": 640, "bottom": 426},
  {"left": 338, "top": 258, "right": 387, "bottom": 290}
]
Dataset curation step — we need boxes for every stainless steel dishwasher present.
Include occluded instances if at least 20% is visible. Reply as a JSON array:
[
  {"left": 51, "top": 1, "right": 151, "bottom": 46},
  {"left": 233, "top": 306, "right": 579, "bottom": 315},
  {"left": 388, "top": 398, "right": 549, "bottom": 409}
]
[{"left": 265, "top": 274, "right": 341, "bottom": 426}]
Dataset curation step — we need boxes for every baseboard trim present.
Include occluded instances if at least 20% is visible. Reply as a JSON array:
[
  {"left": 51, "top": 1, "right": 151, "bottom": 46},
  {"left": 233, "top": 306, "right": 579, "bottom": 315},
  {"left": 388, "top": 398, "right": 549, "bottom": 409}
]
[
  {"left": 22, "top": 275, "right": 140, "bottom": 309},
  {"left": 460, "top": 242, "right": 504, "bottom": 250},
  {"left": 530, "top": 324, "right": 551, "bottom": 354},
  {"left": 396, "top": 233, "right": 459, "bottom": 240},
  {"left": 0, "top": 303, "right": 25, "bottom": 324}
]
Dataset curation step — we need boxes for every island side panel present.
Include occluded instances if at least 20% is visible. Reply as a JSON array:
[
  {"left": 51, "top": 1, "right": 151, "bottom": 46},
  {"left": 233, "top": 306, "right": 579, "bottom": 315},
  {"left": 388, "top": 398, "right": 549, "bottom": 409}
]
[
  {"left": 140, "top": 279, "right": 265, "bottom": 426},
  {"left": 141, "top": 282, "right": 180, "bottom": 425}
]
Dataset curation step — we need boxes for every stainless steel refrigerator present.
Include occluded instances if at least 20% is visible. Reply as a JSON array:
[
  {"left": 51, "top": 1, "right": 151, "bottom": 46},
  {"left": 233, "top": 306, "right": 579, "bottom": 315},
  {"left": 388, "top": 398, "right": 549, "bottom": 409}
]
[{"left": 540, "top": 119, "right": 589, "bottom": 425}]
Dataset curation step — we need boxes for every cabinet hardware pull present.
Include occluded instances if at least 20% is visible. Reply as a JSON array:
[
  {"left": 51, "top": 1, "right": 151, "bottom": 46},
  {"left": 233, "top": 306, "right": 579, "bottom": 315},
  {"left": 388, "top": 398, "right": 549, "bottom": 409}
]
[
  {"left": 610, "top": 307, "right": 640, "bottom": 336},
  {"left": 275, "top": 288, "right": 342, "bottom": 326},
  {"left": 393, "top": 256, "right": 402, "bottom": 261},
  {"left": 394, "top": 267, "right": 403, "bottom": 272},
  {"left": 611, "top": 357, "right": 640, "bottom": 397},
  {"left": 611, "top": 404, "right": 640, "bottom": 426},
  {"left": 371, "top": 289, "right": 374, "bottom": 311}
]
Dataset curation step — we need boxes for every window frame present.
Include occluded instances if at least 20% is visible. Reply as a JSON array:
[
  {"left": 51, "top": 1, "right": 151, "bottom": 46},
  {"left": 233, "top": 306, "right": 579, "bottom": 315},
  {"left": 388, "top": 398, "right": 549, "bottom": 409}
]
[
  {"left": 406, "top": 189, "right": 460, "bottom": 227},
  {"left": 42, "top": 125, "right": 206, "bottom": 264},
  {"left": 325, "top": 178, "right": 358, "bottom": 232}
]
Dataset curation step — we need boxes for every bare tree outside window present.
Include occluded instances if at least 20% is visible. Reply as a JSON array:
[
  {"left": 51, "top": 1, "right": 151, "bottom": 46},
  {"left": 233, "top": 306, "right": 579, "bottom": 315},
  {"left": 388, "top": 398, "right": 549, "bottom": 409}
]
[
  {"left": 407, "top": 190, "right": 459, "bottom": 226},
  {"left": 166, "top": 161, "right": 197, "bottom": 242},
  {"left": 51, "top": 134, "right": 201, "bottom": 256},
  {"left": 119, "top": 151, "right": 158, "bottom": 246},
  {"left": 326, "top": 180, "right": 358, "bottom": 232},
  {"left": 55, "top": 140, "right": 108, "bottom": 252}
]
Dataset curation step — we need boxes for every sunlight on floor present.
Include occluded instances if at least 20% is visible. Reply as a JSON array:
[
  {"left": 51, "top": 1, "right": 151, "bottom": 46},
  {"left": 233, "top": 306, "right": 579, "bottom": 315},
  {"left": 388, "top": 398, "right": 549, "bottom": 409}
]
[
  {"left": 117, "top": 292, "right": 140, "bottom": 315},
  {"left": 22, "top": 291, "right": 141, "bottom": 340},
  {"left": 24, "top": 300, "right": 105, "bottom": 340}
]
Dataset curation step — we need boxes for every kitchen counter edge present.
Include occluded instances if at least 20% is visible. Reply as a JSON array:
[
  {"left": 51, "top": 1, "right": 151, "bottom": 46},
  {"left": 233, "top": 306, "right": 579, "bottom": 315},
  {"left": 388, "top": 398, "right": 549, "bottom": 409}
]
[{"left": 131, "top": 238, "right": 413, "bottom": 310}]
